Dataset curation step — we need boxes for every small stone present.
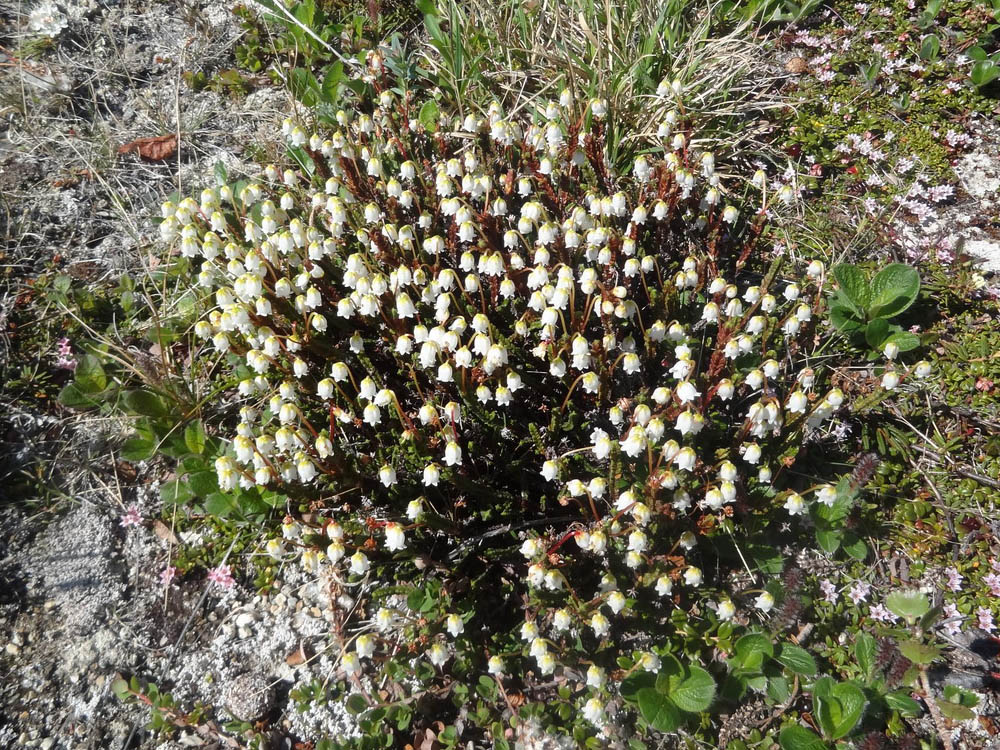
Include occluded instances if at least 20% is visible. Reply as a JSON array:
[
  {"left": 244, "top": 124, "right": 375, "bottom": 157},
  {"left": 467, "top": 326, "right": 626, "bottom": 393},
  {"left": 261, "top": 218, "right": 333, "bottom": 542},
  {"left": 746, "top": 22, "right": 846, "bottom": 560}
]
[
  {"left": 6, "top": 643, "right": 20, "bottom": 656},
  {"left": 237, "top": 627, "right": 251, "bottom": 639},
  {"left": 40, "top": 739, "right": 55, "bottom": 750},
  {"left": 234, "top": 612, "right": 256, "bottom": 628},
  {"left": 785, "top": 57, "right": 808, "bottom": 74},
  {"left": 224, "top": 672, "right": 275, "bottom": 722}
]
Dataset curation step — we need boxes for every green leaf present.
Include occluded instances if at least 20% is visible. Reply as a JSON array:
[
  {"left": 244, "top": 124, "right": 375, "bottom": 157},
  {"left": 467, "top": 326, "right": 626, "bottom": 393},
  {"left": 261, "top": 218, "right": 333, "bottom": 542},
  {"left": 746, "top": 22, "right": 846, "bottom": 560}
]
[
  {"left": 971, "top": 60, "right": 1000, "bottom": 87},
  {"left": 321, "top": 62, "right": 344, "bottom": 106},
  {"left": 832, "top": 264, "right": 870, "bottom": 314},
  {"left": 936, "top": 699, "right": 975, "bottom": 722},
  {"left": 112, "top": 677, "right": 131, "bottom": 700},
  {"left": 214, "top": 160, "right": 228, "bottom": 186},
  {"left": 778, "top": 725, "right": 828, "bottom": 750},
  {"left": 869, "top": 263, "right": 920, "bottom": 319},
  {"left": 637, "top": 688, "right": 681, "bottom": 732},
  {"left": 775, "top": 644, "right": 817, "bottom": 676},
  {"left": 841, "top": 533, "right": 868, "bottom": 561},
  {"left": 886, "top": 591, "right": 930, "bottom": 622},
  {"left": 669, "top": 666, "right": 715, "bottom": 712},
  {"left": 815, "top": 528, "right": 842, "bottom": 555},
  {"left": 734, "top": 633, "right": 774, "bottom": 671},
  {"left": 75, "top": 353, "right": 108, "bottom": 394},
  {"left": 121, "top": 434, "right": 156, "bottom": 461},
  {"left": 122, "top": 389, "right": 168, "bottom": 418},
  {"left": 160, "top": 479, "right": 194, "bottom": 505},
  {"left": 418, "top": 100, "right": 440, "bottom": 132},
  {"left": 767, "top": 675, "right": 790, "bottom": 704},
  {"left": 830, "top": 301, "right": 864, "bottom": 333},
  {"left": 883, "top": 331, "right": 920, "bottom": 352},
  {"left": 289, "top": 67, "right": 322, "bottom": 107},
  {"left": 854, "top": 633, "right": 876, "bottom": 681},
  {"left": 205, "top": 492, "right": 237, "bottom": 518},
  {"left": 898, "top": 639, "right": 940, "bottom": 665},
  {"left": 58, "top": 383, "right": 100, "bottom": 409},
  {"left": 865, "top": 318, "right": 889, "bottom": 349},
  {"left": 654, "top": 655, "right": 685, "bottom": 694},
  {"left": 346, "top": 694, "right": 368, "bottom": 715},
  {"left": 187, "top": 471, "right": 219, "bottom": 497},
  {"left": 815, "top": 682, "right": 865, "bottom": 740},
  {"left": 621, "top": 671, "right": 656, "bottom": 702},
  {"left": 884, "top": 690, "right": 921, "bottom": 716},
  {"left": 184, "top": 420, "right": 206, "bottom": 454},
  {"left": 919, "top": 34, "right": 940, "bottom": 60}
]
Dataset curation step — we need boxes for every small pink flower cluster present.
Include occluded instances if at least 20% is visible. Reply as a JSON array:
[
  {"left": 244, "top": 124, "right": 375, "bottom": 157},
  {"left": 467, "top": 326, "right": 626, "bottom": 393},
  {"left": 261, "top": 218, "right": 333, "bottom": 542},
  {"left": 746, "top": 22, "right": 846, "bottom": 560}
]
[{"left": 54, "top": 337, "right": 76, "bottom": 370}]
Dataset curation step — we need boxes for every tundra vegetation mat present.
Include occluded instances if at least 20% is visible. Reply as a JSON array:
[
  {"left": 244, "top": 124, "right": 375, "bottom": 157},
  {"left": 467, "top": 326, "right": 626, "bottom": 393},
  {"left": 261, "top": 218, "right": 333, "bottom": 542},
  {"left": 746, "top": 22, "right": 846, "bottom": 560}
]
[{"left": 1, "top": 0, "right": 1000, "bottom": 749}]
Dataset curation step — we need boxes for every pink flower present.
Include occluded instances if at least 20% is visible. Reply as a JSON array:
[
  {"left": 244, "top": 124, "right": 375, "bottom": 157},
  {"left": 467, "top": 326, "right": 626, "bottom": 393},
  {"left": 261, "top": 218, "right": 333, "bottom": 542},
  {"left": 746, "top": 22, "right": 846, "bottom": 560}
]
[
  {"left": 848, "top": 581, "right": 871, "bottom": 605},
  {"left": 869, "top": 603, "right": 898, "bottom": 624},
  {"left": 160, "top": 566, "right": 178, "bottom": 587},
  {"left": 54, "top": 337, "right": 77, "bottom": 370},
  {"left": 944, "top": 567, "right": 964, "bottom": 592},
  {"left": 207, "top": 564, "right": 235, "bottom": 589},
  {"left": 942, "top": 603, "right": 962, "bottom": 636},
  {"left": 119, "top": 504, "right": 143, "bottom": 528},
  {"left": 976, "top": 607, "right": 995, "bottom": 633},
  {"left": 819, "top": 579, "right": 838, "bottom": 604},
  {"left": 984, "top": 573, "right": 1000, "bottom": 597}
]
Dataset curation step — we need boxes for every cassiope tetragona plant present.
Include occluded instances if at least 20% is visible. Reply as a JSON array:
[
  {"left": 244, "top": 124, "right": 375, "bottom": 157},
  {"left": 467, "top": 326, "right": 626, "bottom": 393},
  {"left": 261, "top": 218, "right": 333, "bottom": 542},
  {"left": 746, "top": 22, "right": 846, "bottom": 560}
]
[{"left": 156, "top": 52, "right": 931, "bottom": 742}]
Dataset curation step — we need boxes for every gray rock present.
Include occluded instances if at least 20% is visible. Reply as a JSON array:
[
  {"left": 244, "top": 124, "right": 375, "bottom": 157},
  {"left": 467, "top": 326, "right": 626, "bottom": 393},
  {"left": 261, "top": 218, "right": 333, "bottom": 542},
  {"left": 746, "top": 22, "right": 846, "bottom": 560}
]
[{"left": 224, "top": 672, "right": 274, "bottom": 722}]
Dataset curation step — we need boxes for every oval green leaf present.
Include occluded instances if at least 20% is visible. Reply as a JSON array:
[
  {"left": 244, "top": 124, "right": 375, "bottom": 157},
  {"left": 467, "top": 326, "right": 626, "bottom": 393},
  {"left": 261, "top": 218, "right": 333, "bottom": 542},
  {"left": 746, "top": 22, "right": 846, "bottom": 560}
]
[
  {"left": 637, "top": 688, "right": 681, "bottom": 732},
  {"left": 776, "top": 644, "right": 817, "bottom": 676},
  {"left": 669, "top": 666, "right": 715, "bottom": 713}
]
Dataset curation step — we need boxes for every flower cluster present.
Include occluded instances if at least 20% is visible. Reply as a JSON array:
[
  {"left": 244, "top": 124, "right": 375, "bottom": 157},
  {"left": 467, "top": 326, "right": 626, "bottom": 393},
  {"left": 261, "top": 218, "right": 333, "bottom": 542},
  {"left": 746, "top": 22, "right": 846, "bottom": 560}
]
[{"left": 158, "top": 56, "right": 930, "bottom": 733}]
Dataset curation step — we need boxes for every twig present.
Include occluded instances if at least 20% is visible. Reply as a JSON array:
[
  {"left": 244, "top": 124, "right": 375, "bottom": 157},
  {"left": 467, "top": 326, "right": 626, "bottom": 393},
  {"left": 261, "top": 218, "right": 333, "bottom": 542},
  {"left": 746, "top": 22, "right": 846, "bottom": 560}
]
[{"left": 919, "top": 667, "right": 954, "bottom": 750}]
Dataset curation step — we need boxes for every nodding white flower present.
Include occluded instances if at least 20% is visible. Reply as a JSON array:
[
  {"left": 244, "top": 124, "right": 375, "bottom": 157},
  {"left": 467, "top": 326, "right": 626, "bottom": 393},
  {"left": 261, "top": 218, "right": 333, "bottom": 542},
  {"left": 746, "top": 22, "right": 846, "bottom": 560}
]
[
  {"left": 356, "top": 634, "right": 376, "bottom": 660},
  {"left": 590, "top": 98, "right": 607, "bottom": 118},
  {"left": 717, "top": 379, "right": 735, "bottom": 400},
  {"left": 684, "top": 566, "right": 703, "bottom": 587},
  {"left": 718, "top": 599, "right": 736, "bottom": 620},
  {"left": 755, "top": 591, "right": 775, "bottom": 612},
  {"left": 590, "top": 612, "right": 610, "bottom": 637},
  {"left": 487, "top": 655, "right": 504, "bottom": 675},
  {"left": 375, "top": 607, "right": 397, "bottom": 632},
  {"left": 607, "top": 591, "right": 627, "bottom": 614},
  {"left": 827, "top": 388, "right": 845, "bottom": 408},
  {"left": 882, "top": 370, "right": 900, "bottom": 390},
  {"left": 655, "top": 575, "right": 673, "bottom": 596},
  {"left": 349, "top": 551, "right": 371, "bottom": 576},
  {"left": 760, "top": 294, "right": 777, "bottom": 313},
  {"left": 445, "top": 614, "right": 464, "bottom": 637},
  {"left": 914, "top": 360, "right": 931, "bottom": 379},
  {"left": 328, "top": 541, "right": 347, "bottom": 564},
  {"left": 541, "top": 460, "right": 559, "bottom": 481},
  {"left": 674, "top": 447, "right": 697, "bottom": 472},
  {"left": 741, "top": 442, "right": 762, "bottom": 464},
  {"left": 787, "top": 390, "right": 808, "bottom": 414},
  {"left": 427, "top": 642, "right": 449, "bottom": 667},
  {"left": 341, "top": 651, "right": 361, "bottom": 676},
  {"left": 702, "top": 302, "right": 720, "bottom": 323},
  {"left": 552, "top": 608, "right": 572, "bottom": 632},
  {"left": 815, "top": 484, "right": 837, "bottom": 506},
  {"left": 520, "top": 621, "right": 539, "bottom": 641},
  {"left": 723, "top": 205, "right": 739, "bottom": 223},
  {"left": 622, "top": 352, "right": 641, "bottom": 375},
  {"left": 806, "top": 259, "right": 824, "bottom": 278},
  {"left": 421, "top": 462, "right": 441, "bottom": 487},
  {"left": 444, "top": 440, "right": 463, "bottom": 466},
  {"left": 641, "top": 652, "right": 661, "bottom": 672},
  {"left": 784, "top": 492, "right": 805, "bottom": 516},
  {"left": 520, "top": 538, "right": 542, "bottom": 560},
  {"left": 384, "top": 522, "right": 406, "bottom": 552},
  {"left": 676, "top": 380, "right": 701, "bottom": 404},
  {"left": 582, "top": 698, "right": 605, "bottom": 727},
  {"left": 587, "top": 664, "right": 607, "bottom": 689},
  {"left": 884, "top": 341, "right": 899, "bottom": 360}
]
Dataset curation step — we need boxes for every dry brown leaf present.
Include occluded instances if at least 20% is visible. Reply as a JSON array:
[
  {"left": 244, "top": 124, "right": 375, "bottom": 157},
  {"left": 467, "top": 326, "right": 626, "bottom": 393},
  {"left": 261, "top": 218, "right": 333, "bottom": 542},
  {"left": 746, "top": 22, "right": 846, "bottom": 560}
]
[
  {"left": 152, "top": 519, "right": 178, "bottom": 544},
  {"left": 118, "top": 133, "right": 178, "bottom": 161}
]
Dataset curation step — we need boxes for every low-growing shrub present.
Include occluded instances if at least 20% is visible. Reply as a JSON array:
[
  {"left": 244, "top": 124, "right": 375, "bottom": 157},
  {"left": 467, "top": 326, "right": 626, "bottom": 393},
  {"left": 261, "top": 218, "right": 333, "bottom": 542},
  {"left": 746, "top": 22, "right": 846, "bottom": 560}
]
[{"left": 147, "top": 53, "right": 933, "bottom": 745}]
